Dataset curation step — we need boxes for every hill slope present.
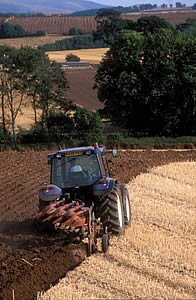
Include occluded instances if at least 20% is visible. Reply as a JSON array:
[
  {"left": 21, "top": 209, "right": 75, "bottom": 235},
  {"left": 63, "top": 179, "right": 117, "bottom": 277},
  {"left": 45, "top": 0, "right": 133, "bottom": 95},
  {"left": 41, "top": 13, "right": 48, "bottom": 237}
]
[{"left": 0, "top": 0, "right": 107, "bottom": 13}]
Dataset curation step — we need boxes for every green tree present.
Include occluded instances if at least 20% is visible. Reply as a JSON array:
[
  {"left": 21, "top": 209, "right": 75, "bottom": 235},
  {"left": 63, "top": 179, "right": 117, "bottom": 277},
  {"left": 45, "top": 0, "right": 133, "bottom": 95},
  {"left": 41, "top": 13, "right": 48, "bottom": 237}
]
[
  {"left": 176, "top": 2, "right": 183, "bottom": 7},
  {"left": 0, "top": 47, "right": 30, "bottom": 145},
  {"left": 193, "top": 3, "right": 196, "bottom": 9},
  {"left": 95, "top": 30, "right": 196, "bottom": 136},
  {"left": 40, "top": 35, "right": 108, "bottom": 52},
  {"left": 177, "top": 19, "right": 196, "bottom": 35},
  {"left": 93, "top": 9, "right": 124, "bottom": 45},
  {"left": 29, "top": 58, "right": 71, "bottom": 126},
  {"left": 0, "top": 46, "right": 72, "bottom": 146},
  {"left": 136, "top": 16, "right": 174, "bottom": 34},
  {"left": 0, "top": 46, "right": 12, "bottom": 136},
  {"left": 22, "top": 47, "right": 49, "bottom": 124},
  {"left": 0, "top": 47, "right": 50, "bottom": 144},
  {"left": 74, "top": 108, "right": 103, "bottom": 145},
  {"left": 68, "top": 27, "right": 84, "bottom": 35},
  {"left": 45, "top": 108, "right": 103, "bottom": 146},
  {"left": 0, "top": 23, "right": 26, "bottom": 38},
  {"left": 46, "top": 111, "right": 75, "bottom": 143}
]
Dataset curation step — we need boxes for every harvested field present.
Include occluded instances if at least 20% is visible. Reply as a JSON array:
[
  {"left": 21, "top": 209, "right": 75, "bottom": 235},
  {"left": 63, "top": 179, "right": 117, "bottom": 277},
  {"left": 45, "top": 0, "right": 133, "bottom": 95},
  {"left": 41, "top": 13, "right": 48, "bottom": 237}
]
[
  {"left": 7, "top": 16, "right": 97, "bottom": 35},
  {"left": 41, "top": 161, "right": 196, "bottom": 299},
  {"left": 122, "top": 10, "right": 196, "bottom": 24},
  {"left": 0, "top": 35, "right": 66, "bottom": 49},
  {"left": 0, "top": 150, "right": 196, "bottom": 299},
  {"left": 48, "top": 48, "right": 108, "bottom": 64}
]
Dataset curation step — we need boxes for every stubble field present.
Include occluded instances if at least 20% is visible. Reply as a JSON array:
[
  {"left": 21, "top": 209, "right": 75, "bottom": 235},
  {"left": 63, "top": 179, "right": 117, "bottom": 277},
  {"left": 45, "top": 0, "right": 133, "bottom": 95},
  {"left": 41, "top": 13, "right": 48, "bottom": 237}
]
[
  {"left": 0, "top": 34, "right": 67, "bottom": 49},
  {"left": 0, "top": 150, "right": 195, "bottom": 300},
  {"left": 41, "top": 161, "right": 196, "bottom": 299},
  {"left": 47, "top": 48, "right": 108, "bottom": 64}
]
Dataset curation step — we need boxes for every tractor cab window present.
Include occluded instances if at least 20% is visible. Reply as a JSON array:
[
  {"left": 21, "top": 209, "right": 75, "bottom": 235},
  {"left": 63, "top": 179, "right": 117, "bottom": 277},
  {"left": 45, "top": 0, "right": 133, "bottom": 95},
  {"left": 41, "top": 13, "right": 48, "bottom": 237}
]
[{"left": 51, "top": 153, "right": 101, "bottom": 188}]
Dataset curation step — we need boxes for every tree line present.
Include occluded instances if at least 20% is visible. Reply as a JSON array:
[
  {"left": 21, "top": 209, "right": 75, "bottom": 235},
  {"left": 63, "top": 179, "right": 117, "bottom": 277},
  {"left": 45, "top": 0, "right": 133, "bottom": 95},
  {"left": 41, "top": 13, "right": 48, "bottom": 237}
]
[
  {"left": 40, "top": 14, "right": 196, "bottom": 52},
  {"left": 94, "top": 10, "right": 196, "bottom": 43},
  {"left": 0, "top": 23, "right": 45, "bottom": 39},
  {"left": 40, "top": 35, "right": 108, "bottom": 52},
  {"left": 1, "top": 12, "right": 195, "bottom": 148},
  {"left": 70, "top": 4, "right": 158, "bottom": 16}
]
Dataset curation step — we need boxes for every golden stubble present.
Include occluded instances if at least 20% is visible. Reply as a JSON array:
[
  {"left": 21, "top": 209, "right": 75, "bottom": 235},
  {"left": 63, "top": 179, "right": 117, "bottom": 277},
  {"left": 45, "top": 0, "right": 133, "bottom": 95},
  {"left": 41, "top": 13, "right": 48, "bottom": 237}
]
[
  {"left": 47, "top": 48, "right": 109, "bottom": 64},
  {"left": 40, "top": 162, "right": 196, "bottom": 300}
]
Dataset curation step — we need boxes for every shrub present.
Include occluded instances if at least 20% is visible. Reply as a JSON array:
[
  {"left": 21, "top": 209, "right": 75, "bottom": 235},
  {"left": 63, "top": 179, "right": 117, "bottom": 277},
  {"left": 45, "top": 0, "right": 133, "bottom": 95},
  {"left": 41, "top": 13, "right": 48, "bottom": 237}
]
[
  {"left": 74, "top": 107, "right": 104, "bottom": 145},
  {"left": 65, "top": 53, "right": 80, "bottom": 62},
  {"left": 40, "top": 35, "right": 108, "bottom": 51},
  {"left": 17, "top": 124, "right": 49, "bottom": 144},
  {"left": 46, "top": 111, "right": 74, "bottom": 142},
  {"left": 46, "top": 109, "right": 104, "bottom": 146},
  {"left": 0, "top": 23, "right": 26, "bottom": 38},
  {"left": 68, "top": 27, "right": 84, "bottom": 35},
  {"left": 35, "top": 30, "right": 46, "bottom": 36}
]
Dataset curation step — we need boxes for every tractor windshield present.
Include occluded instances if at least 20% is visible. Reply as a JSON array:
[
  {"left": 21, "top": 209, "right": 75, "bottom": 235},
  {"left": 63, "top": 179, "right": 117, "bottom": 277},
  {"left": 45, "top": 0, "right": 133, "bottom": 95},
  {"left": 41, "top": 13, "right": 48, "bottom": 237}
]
[{"left": 51, "top": 153, "right": 101, "bottom": 188}]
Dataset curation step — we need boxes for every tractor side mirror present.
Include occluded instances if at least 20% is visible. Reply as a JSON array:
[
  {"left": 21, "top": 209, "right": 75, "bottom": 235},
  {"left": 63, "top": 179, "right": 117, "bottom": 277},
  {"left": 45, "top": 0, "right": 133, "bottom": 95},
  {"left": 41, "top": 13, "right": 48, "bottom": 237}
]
[{"left": 112, "top": 149, "right": 118, "bottom": 157}]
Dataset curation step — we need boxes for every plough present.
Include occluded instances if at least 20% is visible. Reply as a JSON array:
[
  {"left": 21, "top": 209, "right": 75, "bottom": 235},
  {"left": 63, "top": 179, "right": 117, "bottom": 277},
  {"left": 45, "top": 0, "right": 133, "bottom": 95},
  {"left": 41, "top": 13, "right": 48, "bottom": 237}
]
[{"left": 35, "top": 199, "right": 108, "bottom": 254}]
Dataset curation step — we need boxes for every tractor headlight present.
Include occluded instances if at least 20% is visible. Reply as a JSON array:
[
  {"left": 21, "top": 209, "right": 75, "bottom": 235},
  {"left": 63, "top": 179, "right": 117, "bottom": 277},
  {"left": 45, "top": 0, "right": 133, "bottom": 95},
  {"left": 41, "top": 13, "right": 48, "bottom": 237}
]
[
  {"left": 86, "top": 150, "right": 91, "bottom": 156},
  {"left": 56, "top": 153, "right": 61, "bottom": 158}
]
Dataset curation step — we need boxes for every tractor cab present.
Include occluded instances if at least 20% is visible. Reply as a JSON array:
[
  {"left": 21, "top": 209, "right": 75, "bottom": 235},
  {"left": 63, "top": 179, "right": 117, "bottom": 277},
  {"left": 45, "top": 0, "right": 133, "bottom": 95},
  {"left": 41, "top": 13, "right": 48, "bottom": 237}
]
[
  {"left": 39, "top": 145, "right": 114, "bottom": 208},
  {"left": 48, "top": 145, "right": 107, "bottom": 189}
]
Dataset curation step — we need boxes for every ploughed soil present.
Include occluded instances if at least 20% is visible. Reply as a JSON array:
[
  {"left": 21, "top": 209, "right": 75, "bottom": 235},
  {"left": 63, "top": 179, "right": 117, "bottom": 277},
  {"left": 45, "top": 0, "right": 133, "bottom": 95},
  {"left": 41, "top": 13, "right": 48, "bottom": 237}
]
[
  {"left": 66, "top": 69, "right": 103, "bottom": 111},
  {"left": 0, "top": 150, "right": 196, "bottom": 300}
]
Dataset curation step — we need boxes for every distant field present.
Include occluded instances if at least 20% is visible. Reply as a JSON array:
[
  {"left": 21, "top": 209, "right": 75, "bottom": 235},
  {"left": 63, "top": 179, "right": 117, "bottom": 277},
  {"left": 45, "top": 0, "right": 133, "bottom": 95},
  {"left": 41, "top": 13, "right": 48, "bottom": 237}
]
[
  {"left": 2, "top": 11, "right": 196, "bottom": 36},
  {"left": 122, "top": 10, "right": 196, "bottom": 24},
  {"left": 0, "top": 34, "right": 67, "bottom": 48},
  {"left": 7, "top": 16, "right": 97, "bottom": 34},
  {"left": 47, "top": 48, "right": 109, "bottom": 64}
]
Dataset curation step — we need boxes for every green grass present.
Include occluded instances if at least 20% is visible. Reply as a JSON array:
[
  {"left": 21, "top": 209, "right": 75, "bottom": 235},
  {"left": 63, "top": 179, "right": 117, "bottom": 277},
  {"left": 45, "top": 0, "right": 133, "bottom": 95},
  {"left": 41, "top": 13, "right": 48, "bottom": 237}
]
[
  {"left": 1, "top": 135, "right": 196, "bottom": 151},
  {"left": 106, "top": 134, "right": 196, "bottom": 149}
]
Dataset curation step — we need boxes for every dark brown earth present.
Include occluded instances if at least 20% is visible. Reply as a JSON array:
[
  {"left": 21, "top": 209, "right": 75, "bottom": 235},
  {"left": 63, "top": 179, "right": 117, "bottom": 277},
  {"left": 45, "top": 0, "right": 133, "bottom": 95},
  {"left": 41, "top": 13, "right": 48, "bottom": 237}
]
[
  {"left": 66, "top": 69, "right": 103, "bottom": 111},
  {"left": 0, "top": 150, "right": 196, "bottom": 300}
]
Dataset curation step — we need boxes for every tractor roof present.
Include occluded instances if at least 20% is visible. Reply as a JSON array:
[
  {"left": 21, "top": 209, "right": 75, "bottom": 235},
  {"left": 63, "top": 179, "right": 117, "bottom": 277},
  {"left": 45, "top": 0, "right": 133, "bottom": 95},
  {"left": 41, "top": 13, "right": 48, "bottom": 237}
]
[{"left": 48, "top": 145, "right": 105, "bottom": 159}]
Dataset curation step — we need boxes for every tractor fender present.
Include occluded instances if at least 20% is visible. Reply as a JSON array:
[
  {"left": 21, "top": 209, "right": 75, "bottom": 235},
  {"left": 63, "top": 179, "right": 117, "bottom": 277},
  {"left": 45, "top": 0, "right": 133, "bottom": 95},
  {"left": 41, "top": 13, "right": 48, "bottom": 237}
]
[{"left": 39, "top": 184, "right": 62, "bottom": 202}]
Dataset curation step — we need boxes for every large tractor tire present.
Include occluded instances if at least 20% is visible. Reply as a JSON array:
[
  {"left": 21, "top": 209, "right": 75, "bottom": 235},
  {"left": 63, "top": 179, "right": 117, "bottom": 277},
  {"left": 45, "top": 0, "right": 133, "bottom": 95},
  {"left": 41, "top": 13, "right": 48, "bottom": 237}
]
[
  {"left": 121, "top": 185, "right": 131, "bottom": 226},
  {"left": 98, "top": 184, "right": 125, "bottom": 235}
]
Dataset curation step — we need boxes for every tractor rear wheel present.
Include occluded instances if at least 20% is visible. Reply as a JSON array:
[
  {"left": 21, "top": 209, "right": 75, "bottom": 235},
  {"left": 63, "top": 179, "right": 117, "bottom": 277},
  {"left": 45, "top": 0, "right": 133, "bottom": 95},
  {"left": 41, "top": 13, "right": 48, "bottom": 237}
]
[{"left": 98, "top": 184, "right": 125, "bottom": 235}]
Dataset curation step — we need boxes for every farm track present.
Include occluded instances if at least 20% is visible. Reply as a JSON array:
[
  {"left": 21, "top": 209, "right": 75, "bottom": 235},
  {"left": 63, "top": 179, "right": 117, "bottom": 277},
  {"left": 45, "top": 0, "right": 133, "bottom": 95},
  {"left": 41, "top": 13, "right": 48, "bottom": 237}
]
[{"left": 0, "top": 150, "right": 196, "bottom": 299}]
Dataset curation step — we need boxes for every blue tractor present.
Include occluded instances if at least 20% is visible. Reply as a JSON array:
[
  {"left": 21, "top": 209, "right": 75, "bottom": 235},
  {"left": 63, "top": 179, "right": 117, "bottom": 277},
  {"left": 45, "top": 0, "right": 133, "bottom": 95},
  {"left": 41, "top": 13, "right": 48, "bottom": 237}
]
[{"left": 36, "top": 145, "right": 131, "bottom": 253}]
